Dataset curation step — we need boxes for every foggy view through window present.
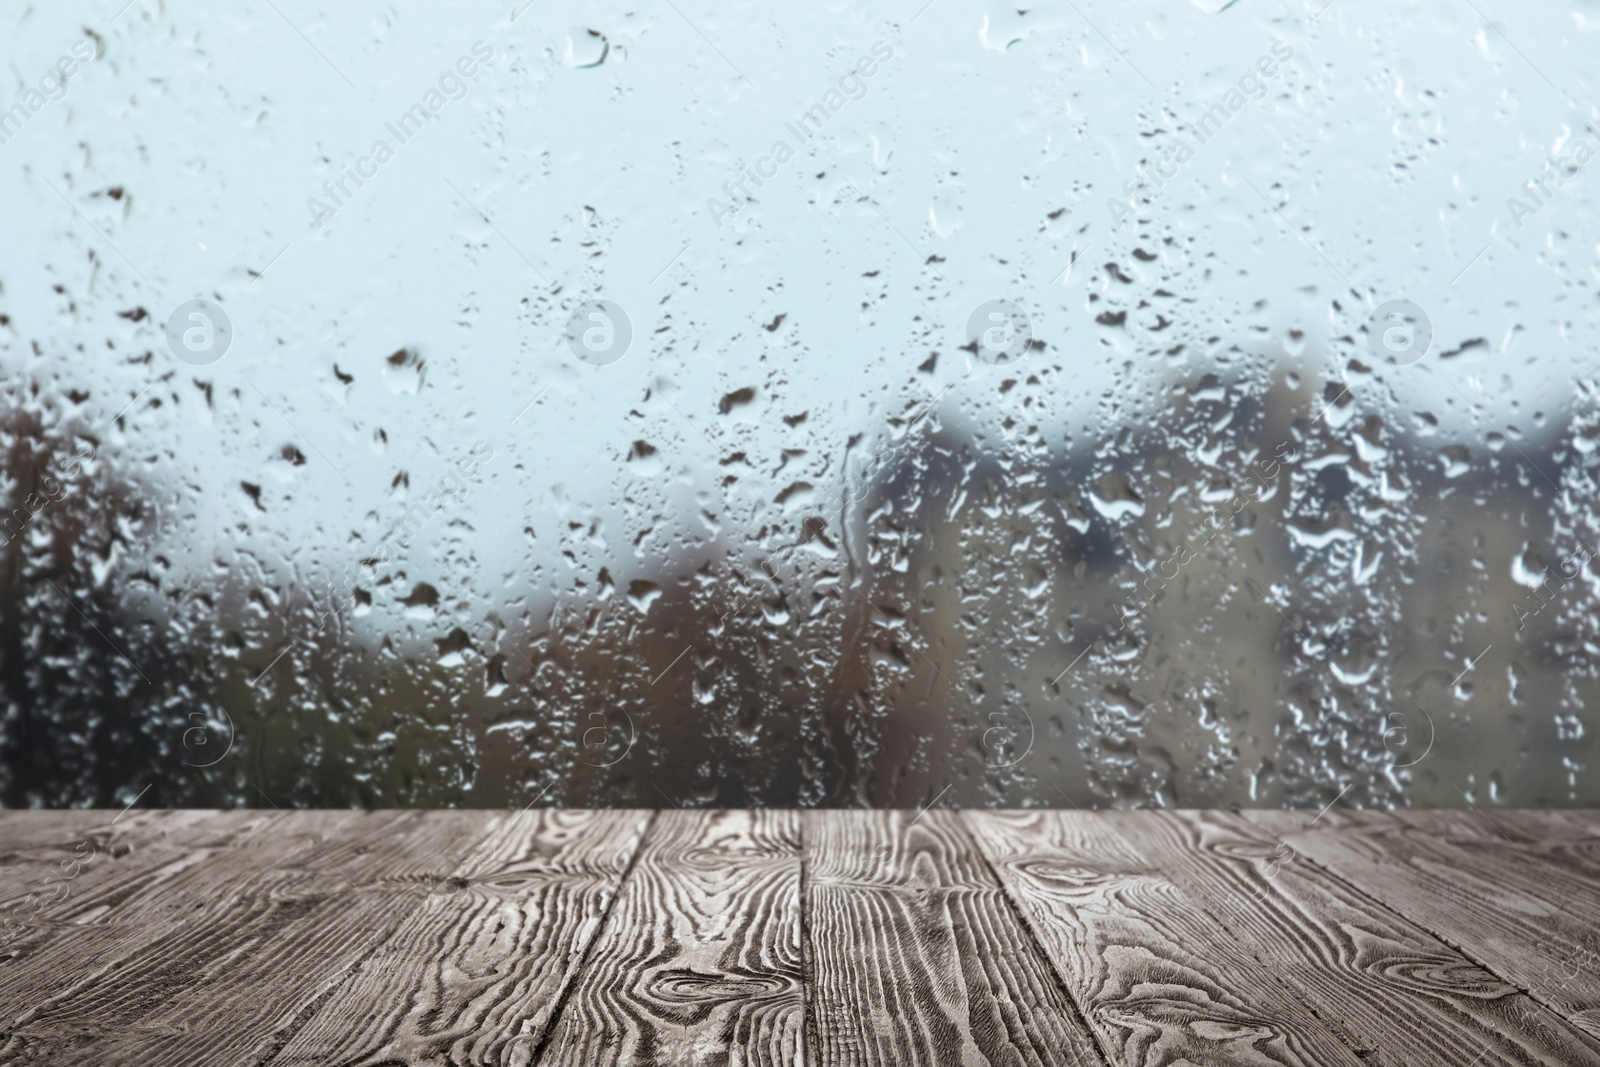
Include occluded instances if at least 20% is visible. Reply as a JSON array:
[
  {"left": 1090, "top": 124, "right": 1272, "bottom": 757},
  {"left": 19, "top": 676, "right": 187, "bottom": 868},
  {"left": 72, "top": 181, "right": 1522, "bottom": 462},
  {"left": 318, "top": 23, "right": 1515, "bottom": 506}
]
[{"left": 2, "top": 0, "right": 1596, "bottom": 811}]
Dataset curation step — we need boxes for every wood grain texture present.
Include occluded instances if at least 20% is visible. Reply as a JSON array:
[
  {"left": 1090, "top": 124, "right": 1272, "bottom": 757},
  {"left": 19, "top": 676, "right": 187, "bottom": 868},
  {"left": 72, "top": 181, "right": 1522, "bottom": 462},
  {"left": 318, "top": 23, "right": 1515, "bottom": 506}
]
[
  {"left": 1284, "top": 814, "right": 1600, "bottom": 1041},
  {"left": 805, "top": 810, "right": 1105, "bottom": 1067},
  {"left": 1393, "top": 808, "right": 1600, "bottom": 854},
  {"left": 0, "top": 809, "right": 291, "bottom": 1034},
  {"left": 1112, "top": 810, "right": 1600, "bottom": 1066},
  {"left": 2, "top": 808, "right": 1598, "bottom": 1066},
  {"left": 0, "top": 812, "right": 123, "bottom": 900},
  {"left": 968, "top": 809, "right": 1370, "bottom": 1067},
  {"left": 1507, "top": 809, "right": 1600, "bottom": 839},
  {"left": 1, "top": 810, "right": 493, "bottom": 1066},
  {"left": 535, "top": 809, "right": 804, "bottom": 1067},
  {"left": 267, "top": 808, "right": 651, "bottom": 1067},
  {"left": 0, "top": 810, "right": 221, "bottom": 940},
  {"left": 1236, "top": 809, "right": 1400, "bottom": 837}
]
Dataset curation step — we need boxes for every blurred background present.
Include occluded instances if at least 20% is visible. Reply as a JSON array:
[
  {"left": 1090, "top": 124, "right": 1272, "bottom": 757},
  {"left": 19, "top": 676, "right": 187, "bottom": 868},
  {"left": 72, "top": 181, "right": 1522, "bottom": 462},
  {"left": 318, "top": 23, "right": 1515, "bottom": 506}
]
[{"left": 2, "top": 0, "right": 1597, "bottom": 810}]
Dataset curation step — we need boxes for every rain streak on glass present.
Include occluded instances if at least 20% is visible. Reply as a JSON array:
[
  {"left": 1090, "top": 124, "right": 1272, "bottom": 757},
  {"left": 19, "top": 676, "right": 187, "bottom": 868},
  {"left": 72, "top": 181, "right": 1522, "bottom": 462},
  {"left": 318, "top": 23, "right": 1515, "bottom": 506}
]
[{"left": 0, "top": 0, "right": 1596, "bottom": 810}]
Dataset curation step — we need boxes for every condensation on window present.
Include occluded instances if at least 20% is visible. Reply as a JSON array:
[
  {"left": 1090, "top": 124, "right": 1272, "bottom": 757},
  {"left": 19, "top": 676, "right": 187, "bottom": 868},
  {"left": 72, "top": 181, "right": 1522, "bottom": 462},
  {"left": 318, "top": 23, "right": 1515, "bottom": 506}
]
[{"left": 1, "top": 0, "right": 1595, "bottom": 809}]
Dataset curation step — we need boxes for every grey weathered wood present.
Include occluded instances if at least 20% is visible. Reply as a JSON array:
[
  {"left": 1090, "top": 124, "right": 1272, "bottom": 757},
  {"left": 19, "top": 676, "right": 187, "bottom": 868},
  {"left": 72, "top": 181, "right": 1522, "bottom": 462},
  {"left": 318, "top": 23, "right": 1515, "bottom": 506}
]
[
  {"left": 1513, "top": 809, "right": 1600, "bottom": 839},
  {"left": 0, "top": 809, "right": 290, "bottom": 1033},
  {"left": 1116, "top": 810, "right": 1600, "bottom": 1065},
  {"left": 266, "top": 808, "right": 650, "bottom": 1066},
  {"left": 0, "top": 809, "right": 219, "bottom": 932},
  {"left": 1236, "top": 809, "right": 1400, "bottom": 837},
  {"left": 806, "top": 810, "right": 1105, "bottom": 1066},
  {"left": 535, "top": 809, "right": 805, "bottom": 1066},
  {"left": 968, "top": 809, "right": 1370, "bottom": 1067},
  {"left": 2, "top": 808, "right": 1598, "bottom": 1065},
  {"left": 1284, "top": 814, "right": 1600, "bottom": 1040},
  {"left": 0, "top": 811, "right": 120, "bottom": 901},
  {"left": 1395, "top": 807, "right": 1600, "bottom": 850},
  {"left": 1, "top": 810, "right": 494, "bottom": 1066},
  {"left": 1415, "top": 811, "right": 1600, "bottom": 901}
]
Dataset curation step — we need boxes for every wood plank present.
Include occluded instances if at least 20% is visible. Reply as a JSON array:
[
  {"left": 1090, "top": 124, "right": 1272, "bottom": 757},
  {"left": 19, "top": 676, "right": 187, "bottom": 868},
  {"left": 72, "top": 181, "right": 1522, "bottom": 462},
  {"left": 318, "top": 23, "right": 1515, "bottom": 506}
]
[
  {"left": 1111, "top": 810, "right": 1600, "bottom": 1065},
  {"left": 0, "top": 809, "right": 291, "bottom": 1027},
  {"left": 1284, "top": 815, "right": 1600, "bottom": 1040},
  {"left": 807, "top": 810, "right": 1106, "bottom": 1066},
  {"left": 968, "top": 809, "right": 1369, "bottom": 1067},
  {"left": 1393, "top": 808, "right": 1600, "bottom": 846},
  {"left": 0, "top": 810, "right": 221, "bottom": 943},
  {"left": 1236, "top": 809, "right": 1401, "bottom": 837},
  {"left": 1, "top": 809, "right": 495, "bottom": 1066},
  {"left": 1528, "top": 810, "right": 1600, "bottom": 837},
  {"left": 1489, "top": 818, "right": 1600, "bottom": 894},
  {"left": 3, "top": 808, "right": 1596, "bottom": 1064},
  {"left": 0, "top": 812, "right": 114, "bottom": 900},
  {"left": 535, "top": 809, "right": 804, "bottom": 1067},
  {"left": 0, "top": 809, "right": 402, "bottom": 1058},
  {"left": 265, "top": 808, "right": 651, "bottom": 1066},
  {"left": 1245, "top": 809, "right": 1600, "bottom": 849}
]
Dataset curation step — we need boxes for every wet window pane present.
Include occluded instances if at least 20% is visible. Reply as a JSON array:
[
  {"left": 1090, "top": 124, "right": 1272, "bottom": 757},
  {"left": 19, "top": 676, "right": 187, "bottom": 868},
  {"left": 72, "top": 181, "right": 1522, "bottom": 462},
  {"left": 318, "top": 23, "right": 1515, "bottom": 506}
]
[{"left": 1, "top": 1, "right": 1596, "bottom": 809}]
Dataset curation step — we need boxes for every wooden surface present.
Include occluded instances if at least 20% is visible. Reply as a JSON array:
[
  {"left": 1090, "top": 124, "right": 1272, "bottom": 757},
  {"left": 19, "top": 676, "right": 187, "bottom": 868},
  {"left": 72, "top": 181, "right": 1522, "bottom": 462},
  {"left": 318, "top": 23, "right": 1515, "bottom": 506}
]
[{"left": 0, "top": 810, "right": 1595, "bottom": 1066}]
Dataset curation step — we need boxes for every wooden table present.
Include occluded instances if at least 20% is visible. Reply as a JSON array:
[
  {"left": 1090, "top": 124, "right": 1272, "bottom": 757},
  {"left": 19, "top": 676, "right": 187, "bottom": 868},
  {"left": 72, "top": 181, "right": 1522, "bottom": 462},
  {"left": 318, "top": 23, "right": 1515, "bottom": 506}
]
[{"left": 0, "top": 808, "right": 1597, "bottom": 1065}]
